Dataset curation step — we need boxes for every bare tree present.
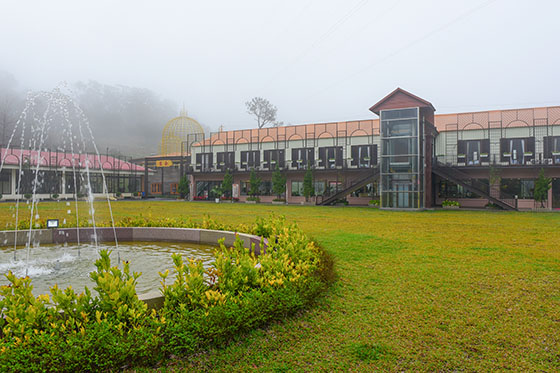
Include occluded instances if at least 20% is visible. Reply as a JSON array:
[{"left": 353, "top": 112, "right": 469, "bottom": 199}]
[{"left": 245, "top": 97, "right": 280, "bottom": 128}]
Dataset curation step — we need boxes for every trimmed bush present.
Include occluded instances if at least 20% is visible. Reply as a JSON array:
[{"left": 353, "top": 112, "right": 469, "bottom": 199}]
[{"left": 0, "top": 215, "right": 332, "bottom": 371}]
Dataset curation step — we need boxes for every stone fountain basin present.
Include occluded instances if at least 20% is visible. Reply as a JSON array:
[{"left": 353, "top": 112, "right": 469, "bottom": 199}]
[{"left": 0, "top": 227, "right": 267, "bottom": 309}]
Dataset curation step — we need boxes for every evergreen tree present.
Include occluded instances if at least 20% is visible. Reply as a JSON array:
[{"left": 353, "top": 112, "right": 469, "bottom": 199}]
[
  {"left": 271, "top": 164, "right": 286, "bottom": 200},
  {"left": 249, "top": 169, "right": 261, "bottom": 197},
  {"left": 303, "top": 166, "right": 314, "bottom": 202},
  {"left": 534, "top": 168, "right": 552, "bottom": 208},
  {"left": 177, "top": 175, "right": 189, "bottom": 199},
  {"left": 222, "top": 169, "right": 233, "bottom": 198}
]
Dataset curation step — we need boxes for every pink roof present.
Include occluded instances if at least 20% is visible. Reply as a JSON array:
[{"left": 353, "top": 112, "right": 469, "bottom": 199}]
[
  {"left": 194, "top": 105, "right": 560, "bottom": 147},
  {"left": 0, "top": 148, "right": 145, "bottom": 172}
]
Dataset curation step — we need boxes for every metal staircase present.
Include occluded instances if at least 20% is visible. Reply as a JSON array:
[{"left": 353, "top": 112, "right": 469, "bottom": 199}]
[
  {"left": 317, "top": 168, "right": 380, "bottom": 206},
  {"left": 432, "top": 162, "right": 517, "bottom": 210}
]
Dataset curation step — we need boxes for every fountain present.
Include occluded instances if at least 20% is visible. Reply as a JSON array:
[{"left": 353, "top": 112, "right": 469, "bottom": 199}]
[{"left": 0, "top": 85, "right": 266, "bottom": 299}]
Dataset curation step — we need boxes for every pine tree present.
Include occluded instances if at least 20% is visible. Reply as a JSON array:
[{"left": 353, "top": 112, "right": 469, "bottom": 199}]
[
  {"left": 178, "top": 175, "right": 189, "bottom": 199},
  {"left": 249, "top": 169, "right": 261, "bottom": 198},
  {"left": 271, "top": 164, "right": 286, "bottom": 200},
  {"left": 534, "top": 168, "right": 552, "bottom": 208},
  {"left": 222, "top": 169, "right": 233, "bottom": 198},
  {"left": 303, "top": 166, "right": 314, "bottom": 202}
]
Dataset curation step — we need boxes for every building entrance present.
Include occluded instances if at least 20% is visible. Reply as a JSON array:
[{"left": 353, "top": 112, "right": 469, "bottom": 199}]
[
  {"left": 394, "top": 182, "right": 411, "bottom": 208},
  {"left": 553, "top": 178, "right": 560, "bottom": 209}
]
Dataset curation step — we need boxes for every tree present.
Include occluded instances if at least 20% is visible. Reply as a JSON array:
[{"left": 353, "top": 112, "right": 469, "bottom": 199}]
[
  {"left": 178, "top": 175, "right": 190, "bottom": 198},
  {"left": 245, "top": 97, "right": 280, "bottom": 128},
  {"left": 303, "top": 166, "right": 314, "bottom": 202},
  {"left": 222, "top": 169, "right": 233, "bottom": 198},
  {"left": 534, "top": 168, "right": 552, "bottom": 208},
  {"left": 271, "top": 164, "right": 286, "bottom": 200},
  {"left": 249, "top": 169, "right": 261, "bottom": 197}
]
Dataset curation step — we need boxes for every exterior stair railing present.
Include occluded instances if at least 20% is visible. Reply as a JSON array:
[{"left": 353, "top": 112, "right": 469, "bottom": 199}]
[
  {"left": 316, "top": 168, "right": 380, "bottom": 206},
  {"left": 432, "top": 161, "right": 517, "bottom": 210}
]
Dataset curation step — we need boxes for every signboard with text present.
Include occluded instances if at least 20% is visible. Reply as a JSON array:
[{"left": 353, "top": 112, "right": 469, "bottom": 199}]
[{"left": 155, "top": 160, "right": 173, "bottom": 167}]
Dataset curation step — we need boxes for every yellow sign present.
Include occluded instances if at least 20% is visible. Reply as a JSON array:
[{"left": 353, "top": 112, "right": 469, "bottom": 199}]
[{"left": 156, "top": 160, "right": 173, "bottom": 167}]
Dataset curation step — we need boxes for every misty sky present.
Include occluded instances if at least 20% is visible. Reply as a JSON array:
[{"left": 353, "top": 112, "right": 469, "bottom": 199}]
[{"left": 1, "top": 0, "right": 559, "bottom": 132}]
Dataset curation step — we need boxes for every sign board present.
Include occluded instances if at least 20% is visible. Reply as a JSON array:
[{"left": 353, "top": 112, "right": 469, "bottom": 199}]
[
  {"left": 155, "top": 160, "right": 173, "bottom": 167},
  {"left": 232, "top": 184, "right": 239, "bottom": 198}
]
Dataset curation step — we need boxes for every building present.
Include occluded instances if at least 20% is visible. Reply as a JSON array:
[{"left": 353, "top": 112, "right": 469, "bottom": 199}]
[
  {"left": 137, "top": 110, "right": 205, "bottom": 196},
  {"left": 0, "top": 148, "right": 145, "bottom": 199},
  {"left": 145, "top": 88, "right": 560, "bottom": 210}
]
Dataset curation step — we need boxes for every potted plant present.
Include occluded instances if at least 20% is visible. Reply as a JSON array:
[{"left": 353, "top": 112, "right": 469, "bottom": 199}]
[
  {"left": 457, "top": 153, "right": 466, "bottom": 158},
  {"left": 552, "top": 151, "right": 560, "bottom": 156},
  {"left": 523, "top": 151, "right": 533, "bottom": 157},
  {"left": 442, "top": 199, "right": 460, "bottom": 209},
  {"left": 503, "top": 152, "right": 511, "bottom": 157},
  {"left": 51, "top": 193, "right": 60, "bottom": 201},
  {"left": 368, "top": 199, "right": 380, "bottom": 208},
  {"left": 115, "top": 192, "right": 123, "bottom": 199},
  {"left": 24, "top": 193, "right": 32, "bottom": 200}
]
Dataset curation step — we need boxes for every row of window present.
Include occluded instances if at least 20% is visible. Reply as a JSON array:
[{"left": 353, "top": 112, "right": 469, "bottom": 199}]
[
  {"left": 192, "top": 179, "right": 377, "bottom": 199},
  {"left": 0, "top": 170, "right": 141, "bottom": 195},
  {"left": 456, "top": 136, "right": 560, "bottom": 165},
  {"left": 194, "top": 145, "right": 378, "bottom": 171},
  {"left": 438, "top": 178, "right": 535, "bottom": 199}
]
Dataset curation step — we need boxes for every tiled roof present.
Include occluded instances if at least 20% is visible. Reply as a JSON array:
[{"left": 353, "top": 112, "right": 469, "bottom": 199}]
[
  {"left": 193, "top": 105, "right": 560, "bottom": 147},
  {"left": 0, "top": 148, "right": 145, "bottom": 172}
]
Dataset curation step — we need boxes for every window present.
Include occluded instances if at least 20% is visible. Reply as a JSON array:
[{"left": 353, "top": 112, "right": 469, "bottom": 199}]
[
  {"left": 195, "top": 153, "right": 213, "bottom": 171},
  {"left": 263, "top": 150, "right": 285, "bottom": 169},
  {"left": 291, "top": 181, "right": 304, "bottom": 196},
  {"left": 240, "top": 151, "right": 260, "bottom": 170},
  {"left": 500, "top": 179, "right": 534, "bottom": 199},
  {"left": 314, "top": 181, "right": 325, "bottom": 196},
  {"left": 0, "top": 171, "right": 10, "bottom": 194},
  {"left": 500, "top": 137, "right": 535, "bottom": 165},
  {"left": 438, "top": 179, "right": 488, "bottom": 199},
  {"left": 195, "top": 181, "right": 222, "bottom": 199},
  {"left": 291, "top": 148, "right": 314, "bottom": 169},
  {"left": 151, "top": 183, "right": 162, "bottom": 194},
  {"left": 351, "top": 183, "right": 379, "bottom": 198},
  {"left": 350, "top": 145, "right": 377, "bottom": 168},
  {"left": 216, "top": 152, "right": 235, "bottom": 170},
  {"left": 457, "top": 139, "right": 490, "bottom": 165},
  {"left": 318, "top": 147, "right": 343, "bottom": 169},
  {"left": 544, "top": 136, "right": 560, "bottom": 164}
]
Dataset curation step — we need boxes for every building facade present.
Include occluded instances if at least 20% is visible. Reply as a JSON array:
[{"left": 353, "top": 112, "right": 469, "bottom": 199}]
[
  {"left": 0, "top": 148, "right": 146, "bottom": 200},
  {"left": 145, "top": 88, "right": 560, "bottom": 210}
]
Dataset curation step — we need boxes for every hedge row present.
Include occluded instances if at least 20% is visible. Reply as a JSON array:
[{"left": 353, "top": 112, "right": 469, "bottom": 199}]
[{"left": 0, "top": 215, "right": 333, "bottom": 372}]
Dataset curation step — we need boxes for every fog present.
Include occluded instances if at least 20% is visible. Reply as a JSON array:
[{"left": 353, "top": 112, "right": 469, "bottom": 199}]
[{"left": 1, "top": 0, "right": 559, "bottom": 156}]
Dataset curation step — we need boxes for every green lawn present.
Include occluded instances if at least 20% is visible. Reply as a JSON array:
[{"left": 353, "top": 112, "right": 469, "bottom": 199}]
[{"left": 2, "top": 201, "right": 560, "bottom": 371}]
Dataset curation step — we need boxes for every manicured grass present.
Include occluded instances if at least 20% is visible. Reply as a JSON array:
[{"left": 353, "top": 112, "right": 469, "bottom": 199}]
[{"left": 2, "top": 201, "right": 560, "bottom": 371}]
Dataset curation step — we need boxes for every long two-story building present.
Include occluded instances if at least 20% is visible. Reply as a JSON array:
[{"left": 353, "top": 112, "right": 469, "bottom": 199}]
[{"left": 147, "top": 88, "right": 560, "bottom": 210}]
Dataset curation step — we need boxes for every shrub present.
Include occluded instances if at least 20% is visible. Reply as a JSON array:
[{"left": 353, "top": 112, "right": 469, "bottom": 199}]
[
  {"left": 24, "top": 193, "right": 32, "bottom": 200},
  {"left": 51, "top": 193, "right": 59, "bottom": 200},
  {"left": 246, "top": 196, "right": 260, "bottom": 202},
  {"left": 368, "top": 199, "right": 379, "bottom": 206},
  {"left": 0, "top": 215, "right": 331, "bottom": 371},
  {"left": 442, "top": 199, "right": 460, "bottom": 207}
]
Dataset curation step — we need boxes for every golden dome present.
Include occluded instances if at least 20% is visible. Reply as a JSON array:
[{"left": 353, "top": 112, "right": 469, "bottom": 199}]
[{"left": 160, "top": 109, "right": 205, "bottom": 155}]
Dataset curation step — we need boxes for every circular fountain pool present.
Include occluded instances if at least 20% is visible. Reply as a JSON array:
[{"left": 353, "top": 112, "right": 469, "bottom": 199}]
[{"left": 0, "top": 241, "right": 216, "bottom": 296}]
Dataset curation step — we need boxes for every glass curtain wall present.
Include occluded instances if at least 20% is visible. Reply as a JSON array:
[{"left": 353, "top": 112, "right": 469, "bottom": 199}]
[{"left": 380, "top": 108, "right": 423, "bottom": 208}]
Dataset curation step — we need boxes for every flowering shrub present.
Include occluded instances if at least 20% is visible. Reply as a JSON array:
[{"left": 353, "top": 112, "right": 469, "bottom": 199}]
[
  {"left": 442, "top": 199, "right": 460, "bottom": 207},
  {"left": 0, "top": 215, "right": 332, "bottom": 371}
]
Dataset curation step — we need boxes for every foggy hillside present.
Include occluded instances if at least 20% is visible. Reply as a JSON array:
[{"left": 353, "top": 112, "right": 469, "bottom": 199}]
[{"left": 0, "top": 71, "right": 214, "bottom": 158}]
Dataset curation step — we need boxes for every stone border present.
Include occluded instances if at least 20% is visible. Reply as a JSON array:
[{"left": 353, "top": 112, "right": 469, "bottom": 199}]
[{"left": 0, "top": 227, "right": 268, "bottom": 310}]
